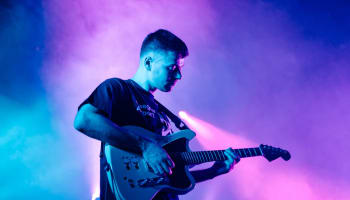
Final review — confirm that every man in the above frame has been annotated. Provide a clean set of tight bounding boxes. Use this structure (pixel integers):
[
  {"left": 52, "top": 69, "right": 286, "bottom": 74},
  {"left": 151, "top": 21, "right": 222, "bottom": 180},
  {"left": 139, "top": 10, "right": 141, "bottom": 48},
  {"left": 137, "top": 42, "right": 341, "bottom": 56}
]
[{"left": 74, "top": 29, "right": 240, "bottom": 200}]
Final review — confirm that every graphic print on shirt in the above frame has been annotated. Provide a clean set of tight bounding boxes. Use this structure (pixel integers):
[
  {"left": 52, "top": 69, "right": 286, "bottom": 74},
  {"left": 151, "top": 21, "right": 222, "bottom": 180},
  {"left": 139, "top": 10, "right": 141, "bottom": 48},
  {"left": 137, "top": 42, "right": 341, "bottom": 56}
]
[
  {"left": 136, "top": 104, "right": 156, "bottom": 118},
  {"left": 136, "top": 103, "right": 172, "bottom": 135}
]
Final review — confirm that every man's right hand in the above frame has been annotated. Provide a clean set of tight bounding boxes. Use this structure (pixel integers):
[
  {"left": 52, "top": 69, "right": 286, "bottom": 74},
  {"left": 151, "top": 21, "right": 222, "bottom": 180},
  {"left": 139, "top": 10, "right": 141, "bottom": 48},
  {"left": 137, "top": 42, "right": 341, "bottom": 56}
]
[{"left": 142, "top": 141, "right": 175, "bottom": 176}]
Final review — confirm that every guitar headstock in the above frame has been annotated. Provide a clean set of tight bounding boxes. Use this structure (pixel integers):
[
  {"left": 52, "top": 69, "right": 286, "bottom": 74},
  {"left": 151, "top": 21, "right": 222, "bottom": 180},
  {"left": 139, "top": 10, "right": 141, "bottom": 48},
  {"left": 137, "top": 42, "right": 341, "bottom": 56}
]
[{"left": 259, "top": 144, "right": 291, "bottom": 162}]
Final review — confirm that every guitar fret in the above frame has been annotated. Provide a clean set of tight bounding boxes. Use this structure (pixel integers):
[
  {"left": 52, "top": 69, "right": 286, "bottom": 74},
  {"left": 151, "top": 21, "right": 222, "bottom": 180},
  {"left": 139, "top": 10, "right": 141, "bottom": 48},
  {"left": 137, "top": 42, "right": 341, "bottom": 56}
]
[
  {"left": 202, "top": 151, "right": 206, "bottom": 162},
  {"left": 213, "top": 151, "right": 219, "bottom": 161},
  {"left": 243, "top": 149, "right": 247, "bottom": 157},
  {"left": 255, "top": 147, "right": 262, "bottom": 156},
  {"left": 199, "top": 152, "right": 204, "bottom": 163},
  {"left": 199, "top": 151, "right": 204, "bottom": 162},
  {"left": 200, "top": 151, "right": 205, "bottom": 163},
  {"left": 258, "top": 147, "right": 263, "bottom": 156},
  {"left": 189, "top": 152, "right": 193, "bottom": 164},
  {"left": 247, "top": 148, "right": 252, "bottom": 157},
  {"left": 217, "top": 150, "right": 222, "bottom": 160},
  {"left": 194, "top": 152, "right": 198, "bottom": 164},
  {"left": 241, "top": 149, "right": 245, "bottom": 157},
  {"left": 192, "top": 152, "right": 196, "bottom": 164},
  {"left": 214, "top": 151, "right": 218, "bottom": 161},
  {"left": 244, "top": 148, "right": 248, "bottom": 157},
  {"left": 242, "top": 149, "right": 247, "bottom": 157},
  {"left": 197, "top": 152, "right": 201, "bottom": 163},
  {"left": 217, "top": 151, "right": 221, "bottom": 160},
  {"left": 203, "top": 151, "right": 208, "bottom": 162},
  {"left": 238, "top": 149, "right": 243, "bottom": 157},
  {"left": 204, "top": 151, "right": 209, "bottom": 162},
  {"left": 207, "top": 151, "right": 212, "bottom": 162},
  {"left": 197, "top": 152, "right": 202, "bottom": 163},
  {"left": 215, "top": 151, "right": 220, "bottom": 160},
  {"left": 252, "top": 148, "right": 258, "bottom": 156},
  {"left": 220, "top": 150, "right": 226, "bottom": 160},
  {"left": 249, "top": 148, "right": 255, "bottom": 156},
  {"left": 254, "top": 148, "right": 258, "bottom": 156},
  {"left": 193, "top": 152, "right": 197, "bottom": 163},
  {"left": 195, "top": 152, "right": 201, "bottom": 163},
  {"left": 208, "top": 151, "right": 213, "bottom": 162}
]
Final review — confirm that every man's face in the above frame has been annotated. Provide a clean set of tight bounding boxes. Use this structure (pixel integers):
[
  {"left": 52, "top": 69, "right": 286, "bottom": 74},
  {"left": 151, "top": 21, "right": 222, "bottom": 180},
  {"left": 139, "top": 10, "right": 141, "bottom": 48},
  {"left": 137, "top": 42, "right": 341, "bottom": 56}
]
[{"left": 149, "top": 50, "right": 184, "bottom": 92}]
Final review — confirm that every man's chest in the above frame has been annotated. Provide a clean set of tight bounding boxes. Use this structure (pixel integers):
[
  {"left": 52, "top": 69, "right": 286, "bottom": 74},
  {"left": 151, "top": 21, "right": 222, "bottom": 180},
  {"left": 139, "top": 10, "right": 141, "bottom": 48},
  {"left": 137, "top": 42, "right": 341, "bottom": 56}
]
[{"left": 112, "top": 93, "right": 171, "bottom": 136}]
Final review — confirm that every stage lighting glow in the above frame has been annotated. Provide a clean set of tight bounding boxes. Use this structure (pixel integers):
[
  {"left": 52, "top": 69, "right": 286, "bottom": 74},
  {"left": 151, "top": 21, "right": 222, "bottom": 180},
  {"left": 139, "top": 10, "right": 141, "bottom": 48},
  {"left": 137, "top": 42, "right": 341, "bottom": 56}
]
[
  {"left": 176, "top": 111, "right": 349, "bottom": 200},
  {"left": 91, "top": 184, "right": 99, "bottom": 200},
  {"left": 179, "top": 110, "right": 188, "bottom": 119},
  {"left": 178, "top": 111, "right": 214, "bottom": 140}
]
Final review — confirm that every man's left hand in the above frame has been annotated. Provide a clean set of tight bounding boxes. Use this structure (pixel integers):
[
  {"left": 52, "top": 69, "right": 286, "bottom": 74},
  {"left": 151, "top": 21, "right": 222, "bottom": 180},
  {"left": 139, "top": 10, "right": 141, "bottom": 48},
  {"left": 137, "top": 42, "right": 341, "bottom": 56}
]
[{"left": 211, "top": 147, "right": 240, "bottom": 176}]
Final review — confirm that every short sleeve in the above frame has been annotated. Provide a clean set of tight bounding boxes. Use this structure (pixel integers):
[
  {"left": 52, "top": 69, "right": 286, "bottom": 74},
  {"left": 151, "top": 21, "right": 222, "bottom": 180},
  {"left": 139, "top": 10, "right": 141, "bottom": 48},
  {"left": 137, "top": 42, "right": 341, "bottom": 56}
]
[{"left": 78, "top": 78, "right": 125, "bottom": 119}]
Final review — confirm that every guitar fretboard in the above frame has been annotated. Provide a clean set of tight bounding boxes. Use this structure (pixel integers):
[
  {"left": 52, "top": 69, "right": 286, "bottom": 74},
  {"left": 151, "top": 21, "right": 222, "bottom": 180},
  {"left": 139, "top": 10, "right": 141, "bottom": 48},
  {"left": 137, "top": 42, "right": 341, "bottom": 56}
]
[{"left": 170, "top": 147, "right": 262, "bottom": 165}]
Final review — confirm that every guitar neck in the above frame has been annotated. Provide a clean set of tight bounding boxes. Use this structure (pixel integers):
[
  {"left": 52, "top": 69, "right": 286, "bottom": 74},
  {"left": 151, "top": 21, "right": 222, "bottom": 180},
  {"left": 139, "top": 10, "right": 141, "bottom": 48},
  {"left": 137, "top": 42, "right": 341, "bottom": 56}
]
[{"left": 170, "top": 147, "right": 263, "bottom": 165}]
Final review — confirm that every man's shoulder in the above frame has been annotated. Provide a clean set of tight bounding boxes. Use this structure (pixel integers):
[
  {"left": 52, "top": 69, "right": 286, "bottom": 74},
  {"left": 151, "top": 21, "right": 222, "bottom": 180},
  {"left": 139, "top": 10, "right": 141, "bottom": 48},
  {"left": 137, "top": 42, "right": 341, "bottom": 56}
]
[
  {"left": 103, "top": 77, "right": 125, "bottom": 84},
  {"left": 94, "top": 78, "right": 132, "bottom": 98},
  {"left": 100, "top": 77, "right": 129, "bottom": 88}
]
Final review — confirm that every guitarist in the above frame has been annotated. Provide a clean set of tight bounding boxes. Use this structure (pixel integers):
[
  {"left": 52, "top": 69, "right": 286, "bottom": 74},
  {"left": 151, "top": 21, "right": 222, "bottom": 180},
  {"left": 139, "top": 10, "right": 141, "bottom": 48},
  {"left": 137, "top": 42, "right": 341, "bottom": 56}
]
[{"left": 74, "top": 29, "right": 240, "bottom": 200}]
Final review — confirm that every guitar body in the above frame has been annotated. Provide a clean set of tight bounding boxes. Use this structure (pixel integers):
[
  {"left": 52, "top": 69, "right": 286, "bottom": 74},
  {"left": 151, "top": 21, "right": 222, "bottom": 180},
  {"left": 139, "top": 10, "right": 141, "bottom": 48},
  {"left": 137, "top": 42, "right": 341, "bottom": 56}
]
[{"left": 104, "top": 126, "right": 197, "bottom": 200}]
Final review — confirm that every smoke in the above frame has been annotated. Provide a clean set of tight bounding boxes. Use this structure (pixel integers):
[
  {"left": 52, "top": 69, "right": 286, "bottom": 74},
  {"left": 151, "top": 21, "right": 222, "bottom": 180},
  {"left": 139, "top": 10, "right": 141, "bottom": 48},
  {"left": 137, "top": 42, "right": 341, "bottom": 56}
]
[{"left": 1, "top": 0, "right": 349, "bottom": 199}]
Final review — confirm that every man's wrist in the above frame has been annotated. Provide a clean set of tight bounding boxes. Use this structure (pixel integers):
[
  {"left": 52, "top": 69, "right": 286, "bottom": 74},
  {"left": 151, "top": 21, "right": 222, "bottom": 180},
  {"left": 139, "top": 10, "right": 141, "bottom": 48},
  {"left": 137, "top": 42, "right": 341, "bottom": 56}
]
[
  {"left": 139, "top": 136, "right": 154, "bottom": 154},
  {"left": 210, "top": 165, "right": 224, "bottom": 177}
]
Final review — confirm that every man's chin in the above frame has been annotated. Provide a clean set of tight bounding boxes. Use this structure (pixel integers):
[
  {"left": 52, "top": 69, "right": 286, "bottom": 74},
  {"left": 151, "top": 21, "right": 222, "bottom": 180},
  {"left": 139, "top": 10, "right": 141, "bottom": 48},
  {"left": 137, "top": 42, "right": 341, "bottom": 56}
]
[
  {"left": 161, "top": 88, "right": 172, "bottom": 92},
  {"left": 161, "top": 85, "right": 173, "bottom": 92}
]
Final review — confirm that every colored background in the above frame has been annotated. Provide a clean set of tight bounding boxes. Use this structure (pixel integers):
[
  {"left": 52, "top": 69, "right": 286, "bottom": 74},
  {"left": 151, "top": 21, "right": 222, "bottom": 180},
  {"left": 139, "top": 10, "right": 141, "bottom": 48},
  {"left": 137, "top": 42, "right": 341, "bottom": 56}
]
[{"left": 1, "top": 0, "right": 349, "bottom": 199}]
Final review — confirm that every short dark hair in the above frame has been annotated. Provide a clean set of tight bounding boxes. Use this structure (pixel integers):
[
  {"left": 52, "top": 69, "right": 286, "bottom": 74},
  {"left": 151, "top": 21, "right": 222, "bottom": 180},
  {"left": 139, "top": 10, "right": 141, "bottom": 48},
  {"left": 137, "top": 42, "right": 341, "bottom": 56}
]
[{"left": 140, "top": 29, "right": 189, "bottom": 58}]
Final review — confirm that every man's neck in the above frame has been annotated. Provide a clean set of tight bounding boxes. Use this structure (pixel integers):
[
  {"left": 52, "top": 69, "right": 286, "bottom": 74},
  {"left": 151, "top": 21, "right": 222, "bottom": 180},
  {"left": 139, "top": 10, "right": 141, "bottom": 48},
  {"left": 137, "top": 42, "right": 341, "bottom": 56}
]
[{"left": 131, "top": 70, "right": 156, "bottom": 94}]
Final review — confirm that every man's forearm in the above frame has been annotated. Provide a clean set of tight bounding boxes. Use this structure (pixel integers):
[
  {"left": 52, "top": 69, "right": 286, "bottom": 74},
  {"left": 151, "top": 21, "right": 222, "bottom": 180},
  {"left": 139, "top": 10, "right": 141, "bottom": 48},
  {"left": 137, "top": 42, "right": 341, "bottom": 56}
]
[
  {"left": 74, "top": 107, "right": 149, "bottom": 154},
  {"left": 190, "top": 167, "right": 220, "bottom": 183}
]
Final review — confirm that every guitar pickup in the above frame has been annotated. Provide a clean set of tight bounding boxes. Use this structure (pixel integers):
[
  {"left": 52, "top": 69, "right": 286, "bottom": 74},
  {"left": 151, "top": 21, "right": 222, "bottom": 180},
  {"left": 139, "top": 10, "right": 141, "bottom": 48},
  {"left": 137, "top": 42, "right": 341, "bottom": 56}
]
[{"left": 138, "top": 177, "right": 170, "bottom": 187}]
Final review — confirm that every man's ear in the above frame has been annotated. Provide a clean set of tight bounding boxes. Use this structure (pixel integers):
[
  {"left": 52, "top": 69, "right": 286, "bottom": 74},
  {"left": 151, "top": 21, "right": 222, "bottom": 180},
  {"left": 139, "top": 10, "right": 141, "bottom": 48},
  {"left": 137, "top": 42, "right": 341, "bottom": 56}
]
[{"left": 144, "top": 56, "right": 152, "bottom": 71}]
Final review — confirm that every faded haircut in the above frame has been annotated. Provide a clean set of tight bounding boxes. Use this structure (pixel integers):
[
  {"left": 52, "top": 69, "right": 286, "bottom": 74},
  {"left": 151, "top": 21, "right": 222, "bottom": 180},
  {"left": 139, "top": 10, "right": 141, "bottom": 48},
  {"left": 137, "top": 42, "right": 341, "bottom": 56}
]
[{"left": 140, "top": 29, "right": 189, "bottom": 58}]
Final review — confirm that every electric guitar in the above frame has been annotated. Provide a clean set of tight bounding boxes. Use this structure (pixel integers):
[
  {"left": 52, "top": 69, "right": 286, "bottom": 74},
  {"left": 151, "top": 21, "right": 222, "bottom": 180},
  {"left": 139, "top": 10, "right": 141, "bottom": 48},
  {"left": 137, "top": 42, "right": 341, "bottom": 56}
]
[{"left": 104, "top": 125, "right": 291, "bottom": 200}]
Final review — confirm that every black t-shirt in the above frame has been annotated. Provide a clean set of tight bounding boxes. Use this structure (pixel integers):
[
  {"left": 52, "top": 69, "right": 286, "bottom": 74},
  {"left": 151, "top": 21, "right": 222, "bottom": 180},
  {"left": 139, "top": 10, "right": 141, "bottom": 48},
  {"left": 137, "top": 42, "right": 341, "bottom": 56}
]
[{"left": 79, "top": 78, "right": 178, "bottom": 200}]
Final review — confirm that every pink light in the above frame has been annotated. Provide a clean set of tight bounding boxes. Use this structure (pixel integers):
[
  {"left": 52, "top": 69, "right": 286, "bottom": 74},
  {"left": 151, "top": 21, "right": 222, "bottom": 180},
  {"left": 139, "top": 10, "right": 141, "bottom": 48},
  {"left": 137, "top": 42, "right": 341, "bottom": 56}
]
[
  {"left": 178, "top": 111, "right": 350, "bottom": 200},
  {"left": 91, "top": 185, "right": 99, "bottom": 200},
  {"left": 179, "top": 111, "right": 253, "bottom": 148},
  {"left": 178, "top": 110, "right": 188, "bottom": 119}
]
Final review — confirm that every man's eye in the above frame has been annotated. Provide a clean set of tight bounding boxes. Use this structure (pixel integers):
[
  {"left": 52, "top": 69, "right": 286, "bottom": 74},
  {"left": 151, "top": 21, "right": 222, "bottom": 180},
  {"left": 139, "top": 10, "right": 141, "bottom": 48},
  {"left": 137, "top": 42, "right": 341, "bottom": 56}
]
[{"left": 168, "top": 65, "right": 176, "bottom": 70}]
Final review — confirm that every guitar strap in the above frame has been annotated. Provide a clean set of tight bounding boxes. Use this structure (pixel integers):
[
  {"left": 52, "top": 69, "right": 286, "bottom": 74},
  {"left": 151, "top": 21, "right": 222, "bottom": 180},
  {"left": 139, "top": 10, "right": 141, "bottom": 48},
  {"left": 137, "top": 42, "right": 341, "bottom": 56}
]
[
  {"left": 127, "top": 78, "right": 189, "bottom": 131},
  {"left": 154, "top": 99, "right": 190, "bottom": 131}
]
